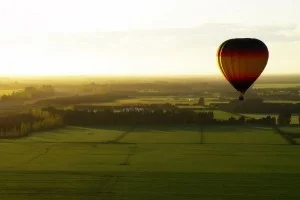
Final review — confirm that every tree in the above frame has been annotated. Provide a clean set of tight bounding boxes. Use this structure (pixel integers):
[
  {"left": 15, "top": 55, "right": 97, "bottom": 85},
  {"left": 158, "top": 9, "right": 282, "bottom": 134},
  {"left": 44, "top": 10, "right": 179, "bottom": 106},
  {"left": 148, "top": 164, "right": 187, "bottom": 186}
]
[
  {"left": 20, "top": 123, "right": 29, "bottom": 136},
  {"left": 278, "top": 112, "right": 291, "bottom": 125},
  {"left": 238, "top": 116, "right": 246, "bottom": 124},
  {"left": 198, "top": 98, "right": 205, "bottom": 106}
]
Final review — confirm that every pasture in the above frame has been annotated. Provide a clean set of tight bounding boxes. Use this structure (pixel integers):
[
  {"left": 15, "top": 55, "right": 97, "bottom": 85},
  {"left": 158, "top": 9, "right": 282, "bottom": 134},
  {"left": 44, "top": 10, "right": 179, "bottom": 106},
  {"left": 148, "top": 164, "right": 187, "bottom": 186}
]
[
  {"left": 79, "top": 96, "right": 199, "bottom": 106},
  {"left": 78, "top": 96, "right": 228, "bottom": 107},
  {"left": 1, "top": 125, "right": 300, "bottom": 199},
  {"left": 264, "top": 100, "right": 300, "bottom": 104},
  {"left": 253, "top": 83, "right": 300, "bottom": 89},
  {"left": 241, "top": 113, "right": 299, "bottom": 124}
]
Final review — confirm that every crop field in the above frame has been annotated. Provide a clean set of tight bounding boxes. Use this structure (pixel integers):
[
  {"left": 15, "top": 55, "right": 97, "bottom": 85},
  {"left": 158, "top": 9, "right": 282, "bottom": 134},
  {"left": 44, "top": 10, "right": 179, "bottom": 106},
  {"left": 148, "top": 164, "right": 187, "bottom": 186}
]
[
  {"left": 241, "top": 113, "right": 277, "bottom": 119},
  {"left": 264, "top": 100, "right": 300, "bottom": 104},
  {"left": 205, "top": 97, "right": 230, "bottom": 105},
  {"left": 253, "top": 83, "right": 300, "bottom": 89},
  {"left": 1, "top": 125, "right": 300, "bottom": 199},
  {"left": 200, "top": 126, "right": 287, "bottom": 144},
  {"left": 278, "top": 126, "right": 300, "bottom": 144},
  {"left": 278, "top": 126, "right": 300, "bottom": 139},
  {"left": 78, "top": 96, "right": 229, "bottom": 107},
  {"left": 241, "top": 113, "right": 299, "bottom": 124},
  {"left": 120, "top": 126, "right": 286, "bottom": 145},
  {"left": 177, "top": 105, "right": 207, "bottom": 109},
  {"left": 79, "top": 96, "right": 200, "bottom": 106},
  {"left": 279, "top": 126, "right": 300, "bottom": 133},
  {"left": 212, "top": 110, "right": 240, "bottom": 120}
]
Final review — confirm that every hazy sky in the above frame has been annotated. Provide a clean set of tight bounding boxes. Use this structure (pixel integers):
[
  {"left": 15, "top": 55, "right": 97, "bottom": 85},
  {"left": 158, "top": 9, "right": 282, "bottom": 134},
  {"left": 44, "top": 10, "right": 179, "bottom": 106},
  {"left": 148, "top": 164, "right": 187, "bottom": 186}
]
[{"left": 0, "top": 0, "right": 300, "bottom": 76}]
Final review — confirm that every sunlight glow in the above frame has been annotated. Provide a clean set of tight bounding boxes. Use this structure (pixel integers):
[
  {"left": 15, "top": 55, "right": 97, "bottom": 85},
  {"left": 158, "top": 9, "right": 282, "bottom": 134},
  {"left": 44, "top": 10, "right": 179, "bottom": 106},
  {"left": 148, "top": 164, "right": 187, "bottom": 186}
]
[{"left": 0, "top": 0, "right": 299, "bottom": 75}]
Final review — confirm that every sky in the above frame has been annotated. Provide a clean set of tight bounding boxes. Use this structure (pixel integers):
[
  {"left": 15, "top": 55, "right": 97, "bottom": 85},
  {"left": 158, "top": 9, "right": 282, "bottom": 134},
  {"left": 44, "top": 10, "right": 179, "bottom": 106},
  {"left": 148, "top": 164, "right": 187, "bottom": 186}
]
[{"left": 0, "top": 0, "right": 300, "bottom": 76}]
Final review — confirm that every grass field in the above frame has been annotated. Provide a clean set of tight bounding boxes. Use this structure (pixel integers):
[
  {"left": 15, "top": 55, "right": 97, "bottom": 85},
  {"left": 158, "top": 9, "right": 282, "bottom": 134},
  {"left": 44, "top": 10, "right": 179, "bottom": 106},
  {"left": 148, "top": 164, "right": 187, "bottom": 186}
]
[
  {"left": 79, "top": 96, "right": 200, "bottom": 106},
  {"left": 213, "top": 110, "right": 240, "bottom": 120},
  {"left": 1, "top": 125, "right": 300, "bottom": 199},
  {"left": 241, "top": 113, "right": 299, "bottom": 125},
  {"left": 241, "top": 113, "right": 278, "bottom": 119},
  {"left": 264, "top": 100, "right": 300, "bottom": 104},
  {"left": 253, "top": 83, "right": 300, "bottom": 89},
  {"left": 278, "top": 126, "right": 300, "bottom": 134},
  {"left": 78, "top": 96, "right": 229, "bottom": 107},
  {"left": 205, "top": 97, "right": 230, "bottom": 105}
]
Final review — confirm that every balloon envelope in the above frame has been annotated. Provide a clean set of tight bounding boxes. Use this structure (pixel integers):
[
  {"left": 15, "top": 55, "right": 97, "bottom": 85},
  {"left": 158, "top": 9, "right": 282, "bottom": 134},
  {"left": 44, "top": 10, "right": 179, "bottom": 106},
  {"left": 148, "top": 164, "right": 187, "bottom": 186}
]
[{"left": 217, "top": 38, "right": 269, "bottom": 99}]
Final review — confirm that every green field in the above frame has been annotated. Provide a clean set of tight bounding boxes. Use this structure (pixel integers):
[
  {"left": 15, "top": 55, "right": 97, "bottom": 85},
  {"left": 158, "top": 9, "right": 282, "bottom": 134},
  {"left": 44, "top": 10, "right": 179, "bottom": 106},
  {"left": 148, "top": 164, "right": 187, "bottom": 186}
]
[
  {"left": 78, "top": 96, "right": 229, "bottom": 107},
  {"left": 279, "top": 126, "right": 300, "bottom": 134},
  {"left": 264, "top": 100, "right": 300, "bottom": 104},
  {"left": 241, "top": 113, "right": 299, "bottom": 124},
  {"left": 241, "top": 113, "right": 278, "bottom": 119},
  {"left": 253, "top": 83, "right": 300, "bottom": 89},
  {"left": 205, "top": 97, "right": 230, "bottom": 105},
  {"left": 213, "top": 110, "right": 240, "bottom": 120},
  {"left": 79, "top": 96, "right": 200, "bottom": 106},
  {"left": 1, "top": 125, "right": 300, "bottom": 199}
]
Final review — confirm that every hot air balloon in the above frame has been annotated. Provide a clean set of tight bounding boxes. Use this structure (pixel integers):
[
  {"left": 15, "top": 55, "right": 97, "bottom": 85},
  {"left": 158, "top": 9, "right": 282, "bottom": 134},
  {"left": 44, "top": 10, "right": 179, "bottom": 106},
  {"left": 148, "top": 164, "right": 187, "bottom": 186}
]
[{"left": 217, "top": 38, "right": 269, "bottom": 100}]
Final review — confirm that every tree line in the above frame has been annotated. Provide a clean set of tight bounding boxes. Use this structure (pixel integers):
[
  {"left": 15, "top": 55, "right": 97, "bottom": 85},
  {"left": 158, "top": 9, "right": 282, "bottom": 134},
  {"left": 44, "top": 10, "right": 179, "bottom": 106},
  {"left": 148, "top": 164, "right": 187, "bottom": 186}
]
[
  {"left": 44, "top": 107, "right": 277, "bottom": 126},
  {"left": 0, "top": 109, "right": 63, "bottom": 138},
  {"left": 0, "top": 106, "right": 291, "bottom": 139},
  {"left": 213, "top": 99, "right": 300, "bottom": 114}
]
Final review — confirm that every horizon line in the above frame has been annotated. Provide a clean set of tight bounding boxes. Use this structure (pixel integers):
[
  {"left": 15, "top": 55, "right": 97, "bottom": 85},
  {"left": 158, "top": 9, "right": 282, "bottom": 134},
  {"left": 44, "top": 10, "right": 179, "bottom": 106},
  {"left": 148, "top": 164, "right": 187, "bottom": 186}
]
[{"left": 1, "top": 73, "right": 300, "bottom": 78}]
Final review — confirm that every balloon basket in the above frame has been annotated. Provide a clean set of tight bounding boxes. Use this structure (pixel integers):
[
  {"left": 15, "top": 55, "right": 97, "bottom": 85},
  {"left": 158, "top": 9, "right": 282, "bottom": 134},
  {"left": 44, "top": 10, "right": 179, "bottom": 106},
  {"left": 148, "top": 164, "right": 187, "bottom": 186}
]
[{"left": 238, "top": 95, "right": 244, "bottom": 101}]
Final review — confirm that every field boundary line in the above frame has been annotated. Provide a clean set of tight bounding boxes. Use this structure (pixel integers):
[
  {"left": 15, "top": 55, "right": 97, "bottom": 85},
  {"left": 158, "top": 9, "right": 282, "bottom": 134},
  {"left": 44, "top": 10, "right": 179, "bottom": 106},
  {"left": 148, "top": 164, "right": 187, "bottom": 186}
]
[
  {"left": 97, "top": 175, "right": 119, "bottom": 197},
  {"left": 273, "top": 126, "right": 298, "bottom": 145},
  {"left": 2, "top": 144, "right": 58, "bottom": 170},
  {"left": 120, "top": 144, "right": 138, "bottom": 165},
  {"left": 109, "top": 126, "right": 135, "bottom": 143}
]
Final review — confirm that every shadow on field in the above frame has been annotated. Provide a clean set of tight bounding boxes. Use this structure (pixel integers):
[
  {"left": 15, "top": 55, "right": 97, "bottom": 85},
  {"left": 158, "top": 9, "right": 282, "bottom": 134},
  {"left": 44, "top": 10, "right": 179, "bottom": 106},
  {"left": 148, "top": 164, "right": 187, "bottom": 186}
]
[
  {"left": 1, "top": 171, "right": 300, "bottom": 199},
  {"left": 274, "top": 126, "right": 299, "bottom": 145}
]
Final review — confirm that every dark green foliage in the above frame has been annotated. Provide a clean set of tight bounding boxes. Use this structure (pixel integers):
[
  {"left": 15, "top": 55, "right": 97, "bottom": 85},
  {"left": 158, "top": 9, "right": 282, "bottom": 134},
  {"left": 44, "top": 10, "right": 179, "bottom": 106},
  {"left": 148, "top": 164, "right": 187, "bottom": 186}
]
[
  {"left": 214, "top": 100, "right": 300, "bottom": 114},
  {"left": 278, "top": 112, "right": 292, "bottom": 125},
  {"left": 0, "top": 109, "right": 64, "bottom": 139},
  {"left": 46, "top": 107, "right": 275, "bottom": 127},
  {"left": 198, "top": 97, "right": 205, "bottom": 105},
  {"left": 0, "top": 105, "right": 278, "bottom": 139}
]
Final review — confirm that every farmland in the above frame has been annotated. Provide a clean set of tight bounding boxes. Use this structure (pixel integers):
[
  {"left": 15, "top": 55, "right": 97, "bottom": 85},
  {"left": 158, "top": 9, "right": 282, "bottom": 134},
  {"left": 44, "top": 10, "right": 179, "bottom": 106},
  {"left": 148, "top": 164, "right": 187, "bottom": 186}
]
[
  {"left": 1, "top": 126, "right": 300, "bottom": 199},
  {"left": 241, "top": 113, "right": 299, "bottom": 124},
  {"left": 253, "top": 83, "right": 300, "bottom": 89},
  {"left": 0, "top": 75, "right": 300, "bottom": 199}
]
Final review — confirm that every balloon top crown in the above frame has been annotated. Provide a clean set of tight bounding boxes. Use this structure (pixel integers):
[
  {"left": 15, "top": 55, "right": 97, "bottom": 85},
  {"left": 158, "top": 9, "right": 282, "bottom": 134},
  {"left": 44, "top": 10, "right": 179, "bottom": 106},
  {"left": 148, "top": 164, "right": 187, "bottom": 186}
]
[{"left": 217, "top": 38, "right": 269, "bottom": 56}]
